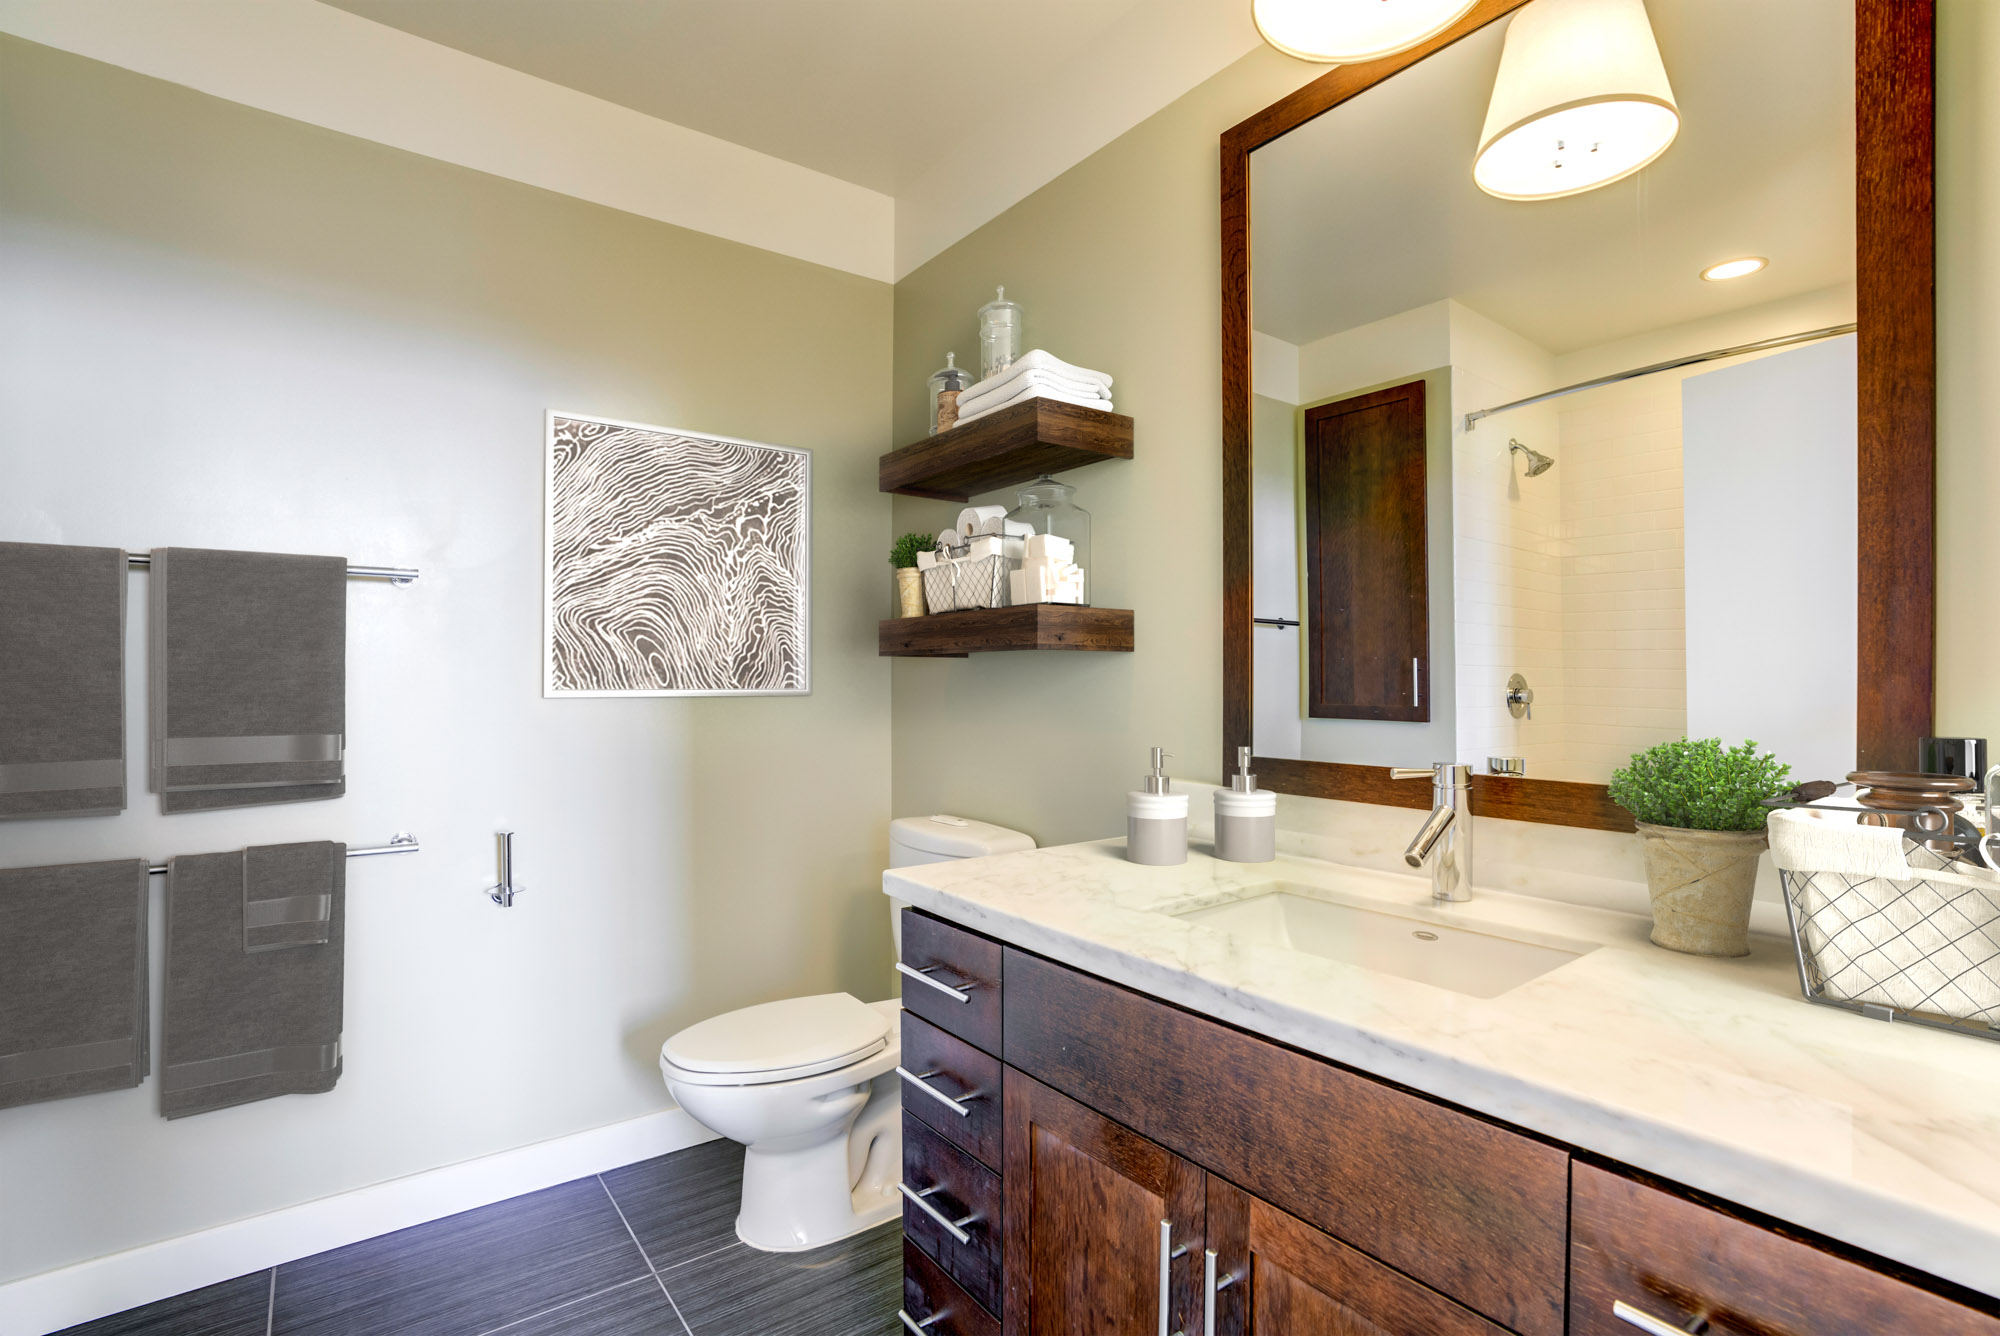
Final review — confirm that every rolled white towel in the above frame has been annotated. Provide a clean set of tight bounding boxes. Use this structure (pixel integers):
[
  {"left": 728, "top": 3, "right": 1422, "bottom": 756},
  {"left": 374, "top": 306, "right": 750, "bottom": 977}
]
[
  {"left": 956, "top": 505, "right": 1008, "bottom": 536},
  {"left": 956, "top": 384, "right": 1113, "bottom": 428},
  {"left": 958, "top": 365, "right": 1111, "bottom": 417},
  {"left": 963, "top": 349, "right": 1113, "bottom": 399}
]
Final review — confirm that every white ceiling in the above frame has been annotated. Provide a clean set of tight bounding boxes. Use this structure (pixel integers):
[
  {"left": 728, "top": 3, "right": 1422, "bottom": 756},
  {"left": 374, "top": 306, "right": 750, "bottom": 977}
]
[
  {"left": 1251, "top": 0, "right": 1854, "bottom": 355},
  {"left": 319, "top": 0, "right": 1266, "bottom": 273}
]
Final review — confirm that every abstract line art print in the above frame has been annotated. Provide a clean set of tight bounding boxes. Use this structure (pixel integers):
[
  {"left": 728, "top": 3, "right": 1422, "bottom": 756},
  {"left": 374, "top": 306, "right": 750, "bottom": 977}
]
[{"left": 544, "top": 412, "right": 810, "bottom": 697}]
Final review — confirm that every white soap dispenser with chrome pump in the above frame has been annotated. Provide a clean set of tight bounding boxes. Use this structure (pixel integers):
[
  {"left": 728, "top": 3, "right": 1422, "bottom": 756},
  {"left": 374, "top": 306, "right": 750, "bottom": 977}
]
[
  {"left": 1127, "top": 747, "right": 1189, "bottom": 865},
  {"left": 1213, "top": 746, "right": 1277, "bottom": 863}
]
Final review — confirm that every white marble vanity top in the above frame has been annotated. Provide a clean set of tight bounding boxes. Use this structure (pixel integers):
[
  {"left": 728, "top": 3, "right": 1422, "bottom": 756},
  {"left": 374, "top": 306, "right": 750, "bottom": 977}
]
[{"left": 886, "top": 839, "right": 2000, "bottom": 1299}]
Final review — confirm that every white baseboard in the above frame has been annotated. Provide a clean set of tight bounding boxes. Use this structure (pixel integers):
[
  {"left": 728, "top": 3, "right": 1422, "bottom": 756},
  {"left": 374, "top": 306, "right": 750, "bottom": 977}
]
[{"left": 0, "top": 1107, "right": 719, "bottom": 1336}]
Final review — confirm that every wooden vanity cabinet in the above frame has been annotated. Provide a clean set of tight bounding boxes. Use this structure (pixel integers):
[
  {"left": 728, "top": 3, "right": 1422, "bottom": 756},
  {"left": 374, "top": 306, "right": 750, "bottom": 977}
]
[{"left": 897, "top": 910, "right": 2000, "bottom": 1334}]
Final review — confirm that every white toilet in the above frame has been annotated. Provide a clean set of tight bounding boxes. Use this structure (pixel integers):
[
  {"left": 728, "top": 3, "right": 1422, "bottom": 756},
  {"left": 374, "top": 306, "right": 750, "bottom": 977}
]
[{"left": 659, "top": 814, "right": 1033, "bottom": 1252}]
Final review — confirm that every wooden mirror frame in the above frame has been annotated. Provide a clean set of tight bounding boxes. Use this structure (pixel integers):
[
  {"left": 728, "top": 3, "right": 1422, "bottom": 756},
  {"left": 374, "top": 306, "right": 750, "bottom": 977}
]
[{"left": 1221, "top": 0, "right": 1934, "bottom": 832}]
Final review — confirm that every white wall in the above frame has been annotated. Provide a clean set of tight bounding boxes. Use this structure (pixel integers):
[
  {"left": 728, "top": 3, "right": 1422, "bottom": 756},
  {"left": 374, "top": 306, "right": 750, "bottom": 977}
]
[
  {"left": 1683, "top": 337, "right": 1858, "bottom": 781},
  {"left": 0, "top": 37, "right": 892, "bottom": 1285}
]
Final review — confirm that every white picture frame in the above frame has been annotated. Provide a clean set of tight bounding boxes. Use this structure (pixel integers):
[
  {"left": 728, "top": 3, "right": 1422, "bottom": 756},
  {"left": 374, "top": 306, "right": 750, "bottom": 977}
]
[{"left": 543, "top": 411, "right": 811, "bottom": 697}]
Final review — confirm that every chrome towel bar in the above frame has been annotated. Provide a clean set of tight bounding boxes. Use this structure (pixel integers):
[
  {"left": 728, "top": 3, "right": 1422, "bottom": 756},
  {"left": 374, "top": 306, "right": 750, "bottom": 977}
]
[
  {"left": 145, "top": 833, "right": 418, "bottom": 876},
  {"left": 126, "top": 553, "right": 418, "bottom": 586}
]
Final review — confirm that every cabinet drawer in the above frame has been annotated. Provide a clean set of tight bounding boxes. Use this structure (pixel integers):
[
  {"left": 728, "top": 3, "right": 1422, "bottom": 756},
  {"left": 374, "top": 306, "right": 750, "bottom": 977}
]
[
  {"left": 1002, "top": 947, "right": 1568, "bottom": 1336},
  {"left": 904, "top": 1238, "right": 1001, "bottom": 1336},
  {"left": 900, "top": 910, "right": 1003, "bottom": 1054},
  {"left": 1571, "top": 1163, "right": 2000, "bottom": 1336},
  {"left": 900, "top": 1011, "right": 1004, "bottom": 1169},
  {"left": 902, "top": 1110, "right": 1003, "bottom": 1316}
]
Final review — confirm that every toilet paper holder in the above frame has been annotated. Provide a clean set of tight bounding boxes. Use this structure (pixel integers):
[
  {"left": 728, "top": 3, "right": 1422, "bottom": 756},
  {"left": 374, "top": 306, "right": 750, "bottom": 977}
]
[{"left": 488, "top": 831, "right": 526, "bottom": 907}]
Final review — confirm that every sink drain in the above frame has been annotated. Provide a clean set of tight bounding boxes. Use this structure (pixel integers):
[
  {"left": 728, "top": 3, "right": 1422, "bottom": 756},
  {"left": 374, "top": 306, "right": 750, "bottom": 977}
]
[{"left": 1412, "top": 930, "right": 1439, "bottom": 941}]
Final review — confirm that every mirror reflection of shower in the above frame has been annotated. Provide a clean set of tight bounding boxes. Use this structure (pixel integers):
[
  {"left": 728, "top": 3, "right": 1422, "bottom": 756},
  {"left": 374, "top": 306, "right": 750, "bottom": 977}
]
[{"left": 1509, "top": 439, "right": 1555, "bottom": 477}]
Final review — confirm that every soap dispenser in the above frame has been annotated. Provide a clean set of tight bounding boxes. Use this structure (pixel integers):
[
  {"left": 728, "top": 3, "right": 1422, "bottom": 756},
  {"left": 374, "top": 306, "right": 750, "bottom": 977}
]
[
  {"left": 1213, "top": 746, "right": 1277, "bottom": 863},
  {"left": 1127, "top": 747, "right": 1189, "bottom": 866}
]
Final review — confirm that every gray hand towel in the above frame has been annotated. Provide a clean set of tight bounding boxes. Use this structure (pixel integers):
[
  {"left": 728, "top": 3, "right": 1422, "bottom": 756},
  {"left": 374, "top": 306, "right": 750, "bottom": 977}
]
[
  {"left": 0, "top": 859, "right": 150, "bottom": 1110},
  {"left": 148, "top": 547, "right": 346, "bottom": 813},
  {"left": 0, "top": 542, "right": 128, "bottom": 820},
  {"left": 244, "top": 841, "right": 338, "bottom": 953},
  {"left": 163, "top": 847, "right": 344, "bottom": 1118}
]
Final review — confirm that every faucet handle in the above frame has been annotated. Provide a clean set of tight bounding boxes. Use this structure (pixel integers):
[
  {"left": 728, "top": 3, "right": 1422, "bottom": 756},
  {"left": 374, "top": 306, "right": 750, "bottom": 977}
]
[
  {"left": 1390, "top": 763, "right": 1473, "bottom": 786},
  {"left": 1390, "top": 767, "right": 1436, "bottom": 781}
]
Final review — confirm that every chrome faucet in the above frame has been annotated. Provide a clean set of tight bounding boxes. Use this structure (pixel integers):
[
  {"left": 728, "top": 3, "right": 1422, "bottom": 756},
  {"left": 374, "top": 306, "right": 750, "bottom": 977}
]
[{"left": 1390, "top": 763, "right": 1473, "bottom": 902}]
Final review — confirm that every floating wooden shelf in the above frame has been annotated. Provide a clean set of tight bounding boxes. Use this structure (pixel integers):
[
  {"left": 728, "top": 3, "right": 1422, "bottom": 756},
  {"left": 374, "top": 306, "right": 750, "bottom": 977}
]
[
  {"left": 879, "top": 398, "right": 1133, "bottom": 501},
  {"left": 880, "top": 605, "right": 1134, "bottom": 657}
]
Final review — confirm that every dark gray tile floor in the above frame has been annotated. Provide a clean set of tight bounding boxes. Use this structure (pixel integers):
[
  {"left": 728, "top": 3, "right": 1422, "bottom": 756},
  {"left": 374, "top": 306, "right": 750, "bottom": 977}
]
[{"left": 58, "top": 1141, "right": 901, "bottom": 1336}]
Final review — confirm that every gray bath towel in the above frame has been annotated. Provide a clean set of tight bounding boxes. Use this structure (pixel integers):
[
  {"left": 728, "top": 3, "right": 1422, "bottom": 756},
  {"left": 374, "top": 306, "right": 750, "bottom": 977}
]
[
  {"left": 148, "top": 547, "right": 346, "bottom": 813},
  {"left": 0, "top": 859, "right": 150, "bottom": 1110},
  {"left": 0, "top": 542, "right": 128, "bottom": 819},
  {"left": 163, "top": 848, "right": 344, "bottom": 1118},
  {"left": 243, "top": 841, "right": 338, "bottom": 953}
]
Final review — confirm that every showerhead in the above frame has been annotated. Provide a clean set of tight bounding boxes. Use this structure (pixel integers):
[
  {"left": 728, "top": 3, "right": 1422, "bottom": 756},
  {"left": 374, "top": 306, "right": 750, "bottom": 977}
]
[{"left": 1509, "top": 439, "right": 1555, "bottom": 477}]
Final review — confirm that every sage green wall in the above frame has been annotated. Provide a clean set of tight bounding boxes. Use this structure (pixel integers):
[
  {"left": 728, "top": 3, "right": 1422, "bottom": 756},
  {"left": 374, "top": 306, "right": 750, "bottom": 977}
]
[
  {"left": 890, "top": 48, "right": 1320, "bottom": 846},
  {"left": 0, "top": 35, "right": 890, "bottom": 1282},
  {"left": 896, "top": 13, "right": 1999, "bottom": 841}
]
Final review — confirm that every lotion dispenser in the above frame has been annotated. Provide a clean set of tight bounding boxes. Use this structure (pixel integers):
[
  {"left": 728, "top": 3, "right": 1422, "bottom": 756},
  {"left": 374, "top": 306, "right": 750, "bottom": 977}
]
[
  {"left": 1213, "top": 746, "right": 1277, "bottom": 863},
  {"left": 1127, "top": 747, "right": 1189, "bottom": 865}
]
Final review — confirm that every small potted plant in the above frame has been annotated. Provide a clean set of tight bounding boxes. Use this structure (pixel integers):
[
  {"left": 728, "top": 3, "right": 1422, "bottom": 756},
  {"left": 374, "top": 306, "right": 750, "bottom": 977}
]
[
  {"left": 890, "top": 532, "right": 933, "bottom": 619},
  {"left": 1609, "top": 738, "right": 1791, "bottom": 957}
]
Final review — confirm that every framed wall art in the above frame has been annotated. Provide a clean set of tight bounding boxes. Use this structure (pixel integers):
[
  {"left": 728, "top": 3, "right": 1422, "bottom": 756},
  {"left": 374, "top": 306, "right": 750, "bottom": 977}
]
[{"left": 544, "top": 411, "right": 810, "bottom": 697}]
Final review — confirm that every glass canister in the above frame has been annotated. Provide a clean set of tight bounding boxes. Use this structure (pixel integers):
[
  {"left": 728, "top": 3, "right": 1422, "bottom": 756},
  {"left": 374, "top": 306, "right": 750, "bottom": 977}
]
[
  {"left": 927, "top": 352, "right": 973, "bottom": 435},
  {"left": 977, "top": 286, "right": 1023, "bottom": 382},
  {"left": 1005, "top": 474, "right": 1091, "bottom": 606}
]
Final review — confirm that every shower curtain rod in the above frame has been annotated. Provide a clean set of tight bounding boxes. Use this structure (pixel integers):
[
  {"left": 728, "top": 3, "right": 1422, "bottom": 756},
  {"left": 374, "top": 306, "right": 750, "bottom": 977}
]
[
  {"left": 144, "top": 833, "right": 419, "bottom": 876},
  {"left": 125, "top": 553, "right": 418, "bottom": 585},
  {"left": 1461, "top": 322, "right": 1858, "bottom": 430}
]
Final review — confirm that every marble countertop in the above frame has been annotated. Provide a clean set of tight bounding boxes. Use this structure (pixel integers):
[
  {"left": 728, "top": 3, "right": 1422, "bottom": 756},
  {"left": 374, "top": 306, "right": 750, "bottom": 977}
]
[{"left": 886, "top": 839, "right": 2000, "bottom": 1298}]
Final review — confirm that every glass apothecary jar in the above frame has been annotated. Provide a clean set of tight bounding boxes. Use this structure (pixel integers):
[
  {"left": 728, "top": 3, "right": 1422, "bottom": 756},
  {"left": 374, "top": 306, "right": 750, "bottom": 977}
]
[
  {"left": 1006, "top": 475, "right": 1091, "bottom": 606},
  {"left": 977, "top": 286, "right": 1023, "bottom": 382},
  {"left": 927, "top": 352, "right": 972, "bottom": 435}
]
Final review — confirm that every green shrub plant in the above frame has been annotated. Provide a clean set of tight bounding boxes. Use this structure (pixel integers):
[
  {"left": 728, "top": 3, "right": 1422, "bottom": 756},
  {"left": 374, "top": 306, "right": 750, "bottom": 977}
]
[{"left": 1608, "top": 737, "right": 1791, "bottom": 831}]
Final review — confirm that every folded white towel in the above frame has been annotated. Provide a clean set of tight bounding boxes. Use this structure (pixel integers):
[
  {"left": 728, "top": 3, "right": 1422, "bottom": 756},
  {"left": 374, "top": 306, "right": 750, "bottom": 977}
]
[
  {"left": 965, "top": 349, "right": 1112, "bottom": 397},
  {"left": 959, "top": 362, "right": 1112, "bottom": 415},
  {"left": 956, "top": 384, "right": 1114, "bottom": 428}
]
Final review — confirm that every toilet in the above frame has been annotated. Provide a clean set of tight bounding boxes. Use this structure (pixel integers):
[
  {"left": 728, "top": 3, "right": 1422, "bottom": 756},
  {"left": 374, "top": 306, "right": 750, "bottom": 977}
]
[{"left": 659, "top": 814, "right": 1034, "bottom": 1252}]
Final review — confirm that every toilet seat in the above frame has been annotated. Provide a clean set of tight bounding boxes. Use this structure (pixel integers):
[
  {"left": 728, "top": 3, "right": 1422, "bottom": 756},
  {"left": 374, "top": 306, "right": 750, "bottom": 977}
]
[{"left": 661, "top": 993, "right": 890, "bottom": 1087}]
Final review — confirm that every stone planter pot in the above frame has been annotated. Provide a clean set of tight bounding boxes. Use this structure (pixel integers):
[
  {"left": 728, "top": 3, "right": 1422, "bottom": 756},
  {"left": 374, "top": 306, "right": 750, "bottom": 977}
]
[
  {"left": 894, "top": 565, "right": 925, "bottom": 618},
  {"left": 1635, "top": 822, "right": 1768, "bottom": 957}
]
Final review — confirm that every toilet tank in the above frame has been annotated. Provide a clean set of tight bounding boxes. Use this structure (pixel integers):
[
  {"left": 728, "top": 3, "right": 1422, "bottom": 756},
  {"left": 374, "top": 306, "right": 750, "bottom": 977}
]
[
  {"left": 889, "top": 814, "right": 1036, "bottom": 868},
  {"left": 887, "top": 815, "right": 1034, "bottom": 959}
]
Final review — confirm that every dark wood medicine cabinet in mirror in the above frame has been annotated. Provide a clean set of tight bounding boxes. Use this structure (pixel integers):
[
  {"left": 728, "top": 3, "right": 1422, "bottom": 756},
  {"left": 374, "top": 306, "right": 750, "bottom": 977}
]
[{"left": 1221, "top": 0, "right": 1935, "bottom": 832}]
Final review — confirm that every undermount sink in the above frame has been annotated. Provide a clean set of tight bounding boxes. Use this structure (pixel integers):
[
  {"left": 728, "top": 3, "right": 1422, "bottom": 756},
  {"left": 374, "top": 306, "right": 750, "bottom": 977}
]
[{"left": 1173, "top": 887, "right": 1592, "bottom": 998}]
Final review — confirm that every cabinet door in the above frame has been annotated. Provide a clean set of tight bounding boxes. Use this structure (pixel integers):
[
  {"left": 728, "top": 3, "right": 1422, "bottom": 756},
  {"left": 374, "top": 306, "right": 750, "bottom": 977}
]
[
  {"left": 1004, "top": 1067, "right": 1204, "bottom": 1336},
  {"left": 1205, "top": 1176, "right": 1510, "bottom": 1336}
]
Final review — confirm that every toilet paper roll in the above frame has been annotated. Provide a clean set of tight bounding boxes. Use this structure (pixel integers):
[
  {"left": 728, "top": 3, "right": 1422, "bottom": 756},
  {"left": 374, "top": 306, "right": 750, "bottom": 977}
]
[
  {"left": 977, "top": 517, "right": 1034, "bottom": 538},
  {"left": 937, "top": 528, "right": 962, "bottom": 553},
  {"left": 956, "top": 505, "right": 1007, "bottom": 535}
]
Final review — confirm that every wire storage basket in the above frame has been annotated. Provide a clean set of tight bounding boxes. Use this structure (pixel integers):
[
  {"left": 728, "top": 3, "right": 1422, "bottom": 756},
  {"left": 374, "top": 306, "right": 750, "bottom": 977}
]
[
  {"left": 920, "top": 553, "right": 1011, "bottom": 613},
  {"left": 1769, "top": 806, "right": 2000, "bottom": 1040}
]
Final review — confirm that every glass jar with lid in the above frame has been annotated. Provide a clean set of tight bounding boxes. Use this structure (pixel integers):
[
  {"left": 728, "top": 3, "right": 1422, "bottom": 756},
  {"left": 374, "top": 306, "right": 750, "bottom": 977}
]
[
  {"left": 1005, "top": 474, "right": 1091, "bottom": 606},
  {"left": 927, "top": 352, "right": 973, "bottom": 435},
  {"left": 976, "top": 286, "right": 1023, "bottom": 382}
]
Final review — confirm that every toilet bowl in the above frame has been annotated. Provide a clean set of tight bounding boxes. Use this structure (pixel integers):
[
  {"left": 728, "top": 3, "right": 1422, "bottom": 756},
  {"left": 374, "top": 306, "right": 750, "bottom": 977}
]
[
  {"left": 661, "top": 814, "right": 1033, "bottom": 1253},
  {"left": 660, "top": 993, "right": 902, "bottom": 1252}
]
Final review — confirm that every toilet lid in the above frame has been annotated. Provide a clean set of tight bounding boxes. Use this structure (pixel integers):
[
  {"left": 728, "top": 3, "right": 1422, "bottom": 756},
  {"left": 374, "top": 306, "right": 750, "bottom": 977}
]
[{"left": 661, "top": 993, "right": 890, "bottom": 1083}]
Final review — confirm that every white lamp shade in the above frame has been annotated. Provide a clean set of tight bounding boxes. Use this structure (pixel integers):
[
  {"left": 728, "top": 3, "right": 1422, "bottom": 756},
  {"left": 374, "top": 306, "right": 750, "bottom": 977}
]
[
  {"left": 1252, "top": 0, "right": 1479, "bottom": 64},
  {"left": 1474, "top": 0, "right": 1679, "bottom": 201}
]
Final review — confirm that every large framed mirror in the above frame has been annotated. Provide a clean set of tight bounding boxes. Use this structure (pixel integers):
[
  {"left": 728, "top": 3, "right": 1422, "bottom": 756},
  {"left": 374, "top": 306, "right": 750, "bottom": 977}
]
[{"left": 1222, "top": 0, "right": 1934, "bottom": 831}]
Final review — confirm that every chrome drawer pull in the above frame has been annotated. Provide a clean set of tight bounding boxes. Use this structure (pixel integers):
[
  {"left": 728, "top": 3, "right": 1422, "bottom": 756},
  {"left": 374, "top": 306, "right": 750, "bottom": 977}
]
[
  {"left": 898, "top": 1181, "right": 976, "bottom": 1246},
  {"left": 897, "top": 961, "right": 974, "bottom": 1002},
  {"left": 1158, "top": 1221, "right": 1172, "bottom": 1336},
  {"left": 1202, "top": 1248, "right": 1237, "bottom": 1336},
  {"left": 899, "top": 1310, "right": 943, "bottom": 1333},
  {"left": 1613, "top": 1300, "right": 1710, "bottom": 1336},
  {"left": 897, "top": 1065, "right": 978, "bottom": 1118}
]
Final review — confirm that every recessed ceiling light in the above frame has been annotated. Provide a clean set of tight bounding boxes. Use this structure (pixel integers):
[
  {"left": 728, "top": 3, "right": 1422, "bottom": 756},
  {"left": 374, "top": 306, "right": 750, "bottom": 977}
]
[
  {"left": 1701, "top": 257, "right": 1769, "bottom": 282},
  {"left": 1252, "top": 0, "right": 1478, "bottom": 64},
  {"left": 1474, "top": 0, "right": 1680, "bottom": 202}
]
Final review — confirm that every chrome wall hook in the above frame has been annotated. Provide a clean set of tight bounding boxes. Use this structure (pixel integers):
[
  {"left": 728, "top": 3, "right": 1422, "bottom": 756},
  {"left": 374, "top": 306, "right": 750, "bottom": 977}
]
[{"left": 488, "top": 831, "right": 525, "bottom": 907}]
